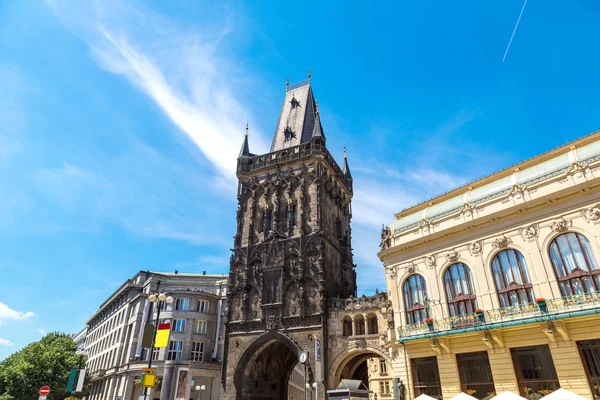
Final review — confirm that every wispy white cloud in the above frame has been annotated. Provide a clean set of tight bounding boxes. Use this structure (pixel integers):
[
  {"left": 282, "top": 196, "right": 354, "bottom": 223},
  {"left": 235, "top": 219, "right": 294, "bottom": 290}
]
[
  {"left": 46, "top": 0, "right": 269, "bottom": 183},
  {"left": 0, "top": 302, "right": 35, "bottom": 325},
  {"left": 0, "top": 338, "right": 13, "bottom": 347},
  {"left": 37, "top": 329, "right": 46, "bottom": 335}
]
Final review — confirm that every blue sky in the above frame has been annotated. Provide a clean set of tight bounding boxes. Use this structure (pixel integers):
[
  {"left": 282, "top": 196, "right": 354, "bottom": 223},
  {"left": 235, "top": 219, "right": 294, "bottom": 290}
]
[{"left": 1, "top": 0, "right": 600, "bottom": 359}]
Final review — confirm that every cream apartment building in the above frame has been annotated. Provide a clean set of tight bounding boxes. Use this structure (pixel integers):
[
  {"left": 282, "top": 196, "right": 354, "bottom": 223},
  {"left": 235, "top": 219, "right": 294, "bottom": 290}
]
[{"left": 379, "top": 130, "right": 600, "bottom": 399}]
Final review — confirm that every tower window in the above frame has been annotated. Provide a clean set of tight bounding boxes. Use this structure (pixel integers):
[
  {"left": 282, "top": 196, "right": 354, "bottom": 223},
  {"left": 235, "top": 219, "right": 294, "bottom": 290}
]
[
  {"left": 286, "top": 203, "right": 297, "bottom": 227},
  {"left": 262, "top": 209, "right": 273, "bottom": 232},
  {"left": 264, "top": 271, "right": 281, "bottom": 304}
]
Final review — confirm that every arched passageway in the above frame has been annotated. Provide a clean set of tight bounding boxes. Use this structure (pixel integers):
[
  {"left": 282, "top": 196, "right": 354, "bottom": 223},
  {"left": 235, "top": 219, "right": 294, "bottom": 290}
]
[{"left": 234, "top": 333, "right": 301, "bottom": 400}]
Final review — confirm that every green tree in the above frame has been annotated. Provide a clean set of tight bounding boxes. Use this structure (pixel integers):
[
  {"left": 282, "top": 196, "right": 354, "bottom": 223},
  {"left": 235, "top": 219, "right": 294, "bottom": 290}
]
[{"left": 0, "top": 332, "right": 89, "bottom": 400}]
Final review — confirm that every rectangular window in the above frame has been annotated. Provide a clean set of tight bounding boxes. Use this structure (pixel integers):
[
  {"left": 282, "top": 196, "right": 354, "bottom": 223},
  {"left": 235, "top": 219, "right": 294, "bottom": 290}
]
[
  {"left": 167, "top": 341, "right": 183, "bottom": 360},
  {"left": 384, "top": 381, "right": 390, "bottom": 394},
  {"left": 194, "top": 320, "right": 208, "bottom": 334},
  {"left": 457, "top": 351, "right": 496, "bottom": 399},
  {"left": 152, "top": 347, "right": 160, "bottom": 361},
  {"left": 379, "top": 382, "right": 385, "bottom": 394},
  {"left": 198, "top": 300, "right": 210, "bottom": 313},
  {"left": 190, "top": 342, "right": 204, "bottom": 362},
  {"left": 577, "top": 340, "right": 600, "bottom": 399},
  {"left": 264, "top": 271, "right": 281, "bottom": 304},
  {"left": 379, "top": 359, "right": 387, "bottom": 374},
  {"left": 175, "top": 298, "right": 189, "bottom": 311},
  {"left": 511, "top": 345, "right": 560, "bottom": 397},
  {"left": 411, "top": 356, "right": 442, "bottom": 399},
  {"left": 171, "top": 319, "right": 186, "bottom": 332}
]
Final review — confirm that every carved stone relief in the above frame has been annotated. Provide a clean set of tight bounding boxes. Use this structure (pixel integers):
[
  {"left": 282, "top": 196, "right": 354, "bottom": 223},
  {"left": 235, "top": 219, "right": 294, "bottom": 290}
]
[
  {"left": 469, "top": 241, "right": 482, "bottom": 256},
  {"left": 424, "top": 255, "right": 436, "bottom": 268},
  {"left": 522, "top": 224, "right": 538, "bottom": 240},
  {"left": 492, "top": 236, "right": 512, "bottom": 249},
  {"left": 445, "top": 249, "right": 459, "bottom": 264},
  {"left": 551, "top": 219, "right": 572, "bottom": 233},
  {"left": 584, "top": 206, "right": 600, "bottom": 222}
]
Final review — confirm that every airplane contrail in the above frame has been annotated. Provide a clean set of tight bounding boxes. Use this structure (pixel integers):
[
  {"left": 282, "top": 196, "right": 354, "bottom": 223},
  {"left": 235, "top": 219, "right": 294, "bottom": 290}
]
[{"left": 502, "top": 0, "right": 529, "bottom": 62}]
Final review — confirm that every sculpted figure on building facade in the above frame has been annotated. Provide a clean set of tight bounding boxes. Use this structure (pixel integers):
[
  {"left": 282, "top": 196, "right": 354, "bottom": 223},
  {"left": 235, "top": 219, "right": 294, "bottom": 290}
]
[{"left": 387, "top": 301, "right": 395, "bottom": 330}]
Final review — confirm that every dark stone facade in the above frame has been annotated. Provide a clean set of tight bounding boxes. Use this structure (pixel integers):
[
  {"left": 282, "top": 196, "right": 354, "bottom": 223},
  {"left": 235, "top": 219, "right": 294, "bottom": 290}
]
[{"left": 221, "top": 82, "right": 356, "bottom": 399}]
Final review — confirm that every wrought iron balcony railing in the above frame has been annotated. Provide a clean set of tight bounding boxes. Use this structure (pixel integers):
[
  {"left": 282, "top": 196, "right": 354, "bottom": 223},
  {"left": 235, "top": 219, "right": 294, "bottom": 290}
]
[{"left": 398, "top": 292, "right": 600, "bottom": 341}]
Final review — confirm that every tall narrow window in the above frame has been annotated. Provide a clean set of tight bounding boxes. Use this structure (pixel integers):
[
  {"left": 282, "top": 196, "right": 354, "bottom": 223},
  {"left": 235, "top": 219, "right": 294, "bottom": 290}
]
[
  {"left": 264, "top": 271, "right": 281, "bottom": 304},
  {"left": 167, "top": 340, "right": 183, "bottom": 360},
  {"left": 286, "top": 203, "right": 297, "bottom": 227},
  {"left": 549, "top": 232, "right": 600, "bottom": 296},
  {"left": 511, "top": 345, "right": 560, "bottom": 397},
  {"left": 457, "top": 351, "right": 495, "bottom": 399},
  {"left": 491, "top": 249, "right": 534, "bottom": 307},
  {"left": 379, "top": 359, "right": 388, "bottom": 374},
  {"left": 444, "top": 263, "right": 477, "bottom": 317},
  {"left": 577, "top": 340, "right": 600, "bottom": 399},
  {"left": 403, "top": 274, "right": 429, "bottom": 325},
  {"left": 411, "top": 356, "right": 442, "bottom": 399},
  {"left": 262, "top": 209, "right": 273, "bottom": 232},
  {"left": 194, "top": 320, "right": 207, "bottom": 334},
  {"left": 342, "top": 317, "right": 353, "bottom": 337},
  {"left": 198, "top": 300, "right": 210, "bottom": 313},
  {"left": 190, "top": 342, "right": 204, "bottom": 362}
]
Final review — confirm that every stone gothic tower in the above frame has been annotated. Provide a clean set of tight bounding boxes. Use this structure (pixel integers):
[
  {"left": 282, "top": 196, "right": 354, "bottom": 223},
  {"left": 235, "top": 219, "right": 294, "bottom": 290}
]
[{"left": 222, "top": 79, "right": 356, "bottom": 400}]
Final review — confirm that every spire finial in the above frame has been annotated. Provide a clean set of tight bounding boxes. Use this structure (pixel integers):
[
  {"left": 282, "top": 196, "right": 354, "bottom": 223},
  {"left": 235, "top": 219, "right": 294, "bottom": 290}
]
[
  {"left": 245, "top": 121, "right": 249, "bottom": 137},
  {"left": 344, "top": 146, "right": 347, "bottom": 158},
  {"left": 286, "top": 77, "right": 289, "bottom": 92},
  {"left": 315, "top": 99, "right": 319, "bottom": 114},
  {"left": 307, "top": 67, "right": 311, "bottom": 84}
]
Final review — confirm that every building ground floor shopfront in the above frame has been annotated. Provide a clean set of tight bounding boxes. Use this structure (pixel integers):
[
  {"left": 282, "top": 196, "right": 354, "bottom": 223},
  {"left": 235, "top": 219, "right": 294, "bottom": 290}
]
[
  {"left": 88, "top": 361, "right": 221, "bottom": 400},
  {"left": 392, "top": 314, "right": 600, "bottom": 400}
]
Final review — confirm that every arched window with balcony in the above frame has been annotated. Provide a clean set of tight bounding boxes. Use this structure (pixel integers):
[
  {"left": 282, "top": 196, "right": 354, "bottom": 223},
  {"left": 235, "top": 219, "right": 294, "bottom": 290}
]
[
  {"left": 549, "top": 232, "right": 600, "bottom": 296},
  {"left": 492, "top": 249, "right": 534, "bottom": 307},
  {"left": 443, "top": 263, "right": 477, "bottom": 317},
  {"left": 403, "top": 274, "right": 429, "bottom": 325}
]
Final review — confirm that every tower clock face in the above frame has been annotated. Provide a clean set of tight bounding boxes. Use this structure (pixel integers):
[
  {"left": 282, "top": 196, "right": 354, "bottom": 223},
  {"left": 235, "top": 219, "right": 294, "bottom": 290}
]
[{"left": 299, "top": 350, "right": 308, "bottom": 364}]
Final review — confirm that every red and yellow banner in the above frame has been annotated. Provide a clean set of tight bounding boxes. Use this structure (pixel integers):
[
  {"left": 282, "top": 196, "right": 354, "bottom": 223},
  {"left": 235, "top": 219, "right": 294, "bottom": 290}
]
[{"left": 154, "top": 322, "right": 171, "bottom": 348}]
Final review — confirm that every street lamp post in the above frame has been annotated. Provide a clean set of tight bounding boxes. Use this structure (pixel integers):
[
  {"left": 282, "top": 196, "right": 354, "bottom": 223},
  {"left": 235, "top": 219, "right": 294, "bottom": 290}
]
[
  {"left": 305, "top": 383, "right": 311, "bottom": 400},
  {"left": 195, "top": 384, "right": 206, "bottom": 400},
  {"left": 143, "top": 291, "right": 173, "bottom": 400},
  {"left": 312, "top": 382, "right": 318, "bottom": 400}
]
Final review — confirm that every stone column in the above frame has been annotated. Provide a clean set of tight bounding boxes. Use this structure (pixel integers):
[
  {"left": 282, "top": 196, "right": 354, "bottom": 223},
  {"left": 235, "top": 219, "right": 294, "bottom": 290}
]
[{"left": 161, "top": 364, "right": 175, "bottom": 399}]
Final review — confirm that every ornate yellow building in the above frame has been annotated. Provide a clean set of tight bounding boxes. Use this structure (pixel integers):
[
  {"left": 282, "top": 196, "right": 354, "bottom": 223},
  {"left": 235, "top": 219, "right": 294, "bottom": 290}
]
[{"left": 379, "top": 131, "right": 600, "bottom": 400}]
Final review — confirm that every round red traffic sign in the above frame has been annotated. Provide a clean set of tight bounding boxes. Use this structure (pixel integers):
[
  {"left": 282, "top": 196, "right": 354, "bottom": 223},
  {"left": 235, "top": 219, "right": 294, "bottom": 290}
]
[{"left": 40, "top": 386, "right": 50, "bottom": 396}]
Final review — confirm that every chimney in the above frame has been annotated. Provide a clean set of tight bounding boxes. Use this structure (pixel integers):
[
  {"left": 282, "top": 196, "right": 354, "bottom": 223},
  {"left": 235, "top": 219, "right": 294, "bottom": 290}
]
[
  {"left": 203, "top": 271, "right": 206, "bottom": 275},
  {"left": 175, "top": 270, "right": 179, "bottom": 274}
]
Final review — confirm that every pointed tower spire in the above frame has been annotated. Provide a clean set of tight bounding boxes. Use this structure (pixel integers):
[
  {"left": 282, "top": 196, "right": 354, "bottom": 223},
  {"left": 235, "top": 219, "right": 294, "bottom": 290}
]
[
  {"left": 311, "top": 100, "right": 325, "bottom": 140},
  {"left": 238, "top": 122, "right": 251, "bottom": 158},
  {"left": 307, "top": 67, "right": 311, "bottom": 84},
  {"left": 343, "top": 147, "right": 352, "bottom": 179}
]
